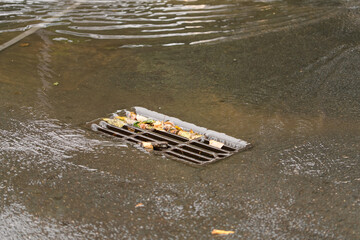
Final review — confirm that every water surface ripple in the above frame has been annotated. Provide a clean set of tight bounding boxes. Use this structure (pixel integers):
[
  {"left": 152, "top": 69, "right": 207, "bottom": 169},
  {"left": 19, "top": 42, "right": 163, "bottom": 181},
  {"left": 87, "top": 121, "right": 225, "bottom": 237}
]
[{"left": 0, "top": 0, "right": 341, "bottom": 47}]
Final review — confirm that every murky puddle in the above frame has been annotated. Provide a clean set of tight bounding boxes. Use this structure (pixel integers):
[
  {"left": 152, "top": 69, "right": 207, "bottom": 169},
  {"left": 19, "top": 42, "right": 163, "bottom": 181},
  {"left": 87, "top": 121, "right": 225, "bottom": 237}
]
[{"left": 1, "top": 0, "right": 360, "bottom": 238}]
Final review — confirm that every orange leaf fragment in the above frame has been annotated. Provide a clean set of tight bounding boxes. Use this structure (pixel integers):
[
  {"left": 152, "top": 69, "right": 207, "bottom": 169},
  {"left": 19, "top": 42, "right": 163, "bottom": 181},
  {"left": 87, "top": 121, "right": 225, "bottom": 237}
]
[
  {"left": 135, "top": 203, "right": 144, "bottom": 208},
  {"left": 211, "top": 229, "right": 234, "bottom": 235},
  {"left": 129, "top": 112, "right": 137, "bottom": 120},
  {"left": 19, "top": 43, "right": 30, "bottom": 47}
]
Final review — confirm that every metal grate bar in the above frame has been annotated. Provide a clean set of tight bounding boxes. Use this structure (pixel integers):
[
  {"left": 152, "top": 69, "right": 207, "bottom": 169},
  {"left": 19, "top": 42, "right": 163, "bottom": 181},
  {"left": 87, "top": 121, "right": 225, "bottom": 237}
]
[
  {"left": 189, "top": 141, "right": 229, "bottom": 154},
  {"left": 100, "top": 121, "right": 134, "bottom": 136},
  {"left": 177, "top": 145, "right": 217, "bottom": 158},
  {"left": 134, "top": 134, "right": 160, "bottom": 142},
  {"left": 126, "top": 138, "right": 141, "bottom": 143},
  {"left": 167, "top": 148, "right": 213, "bottom": 162},
  {"left": 165, "top": 151, "right": 205, "bottom": 165},
  {"left": 153, "top": 129, "right": 189, "bottom": 142},
  {"left": 96, "top": 125, "right": 127, "bottom": 138},
  {"left": 142, "top": 132, "right": 179, "bottom": 146}
]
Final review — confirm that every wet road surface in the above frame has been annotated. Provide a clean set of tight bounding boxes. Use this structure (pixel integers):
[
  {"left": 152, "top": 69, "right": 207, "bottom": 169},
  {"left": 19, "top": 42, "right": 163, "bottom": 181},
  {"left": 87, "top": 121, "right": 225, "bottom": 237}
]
[{"left": 0, "top": 0, "right": 360, "bottom": 239}]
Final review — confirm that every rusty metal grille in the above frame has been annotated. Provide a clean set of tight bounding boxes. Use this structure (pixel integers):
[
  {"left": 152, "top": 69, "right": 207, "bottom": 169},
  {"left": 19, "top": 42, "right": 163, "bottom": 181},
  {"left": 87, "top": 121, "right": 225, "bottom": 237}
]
[{"left": 89, "top": 107, "right": 251, "bottom": 166}]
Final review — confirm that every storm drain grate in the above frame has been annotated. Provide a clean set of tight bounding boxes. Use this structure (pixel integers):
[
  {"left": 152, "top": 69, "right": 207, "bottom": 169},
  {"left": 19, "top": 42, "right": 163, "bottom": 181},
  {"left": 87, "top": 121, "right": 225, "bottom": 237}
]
[{"left": 88, "top": 107, "right": 252, "bottom": 166}]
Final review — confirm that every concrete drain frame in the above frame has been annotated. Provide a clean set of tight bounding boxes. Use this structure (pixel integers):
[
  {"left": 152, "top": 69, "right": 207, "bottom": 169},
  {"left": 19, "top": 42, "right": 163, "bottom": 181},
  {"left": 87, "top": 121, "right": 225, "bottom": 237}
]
[{"left": 88, "top": 107, "right": 252, "bottom": 166}]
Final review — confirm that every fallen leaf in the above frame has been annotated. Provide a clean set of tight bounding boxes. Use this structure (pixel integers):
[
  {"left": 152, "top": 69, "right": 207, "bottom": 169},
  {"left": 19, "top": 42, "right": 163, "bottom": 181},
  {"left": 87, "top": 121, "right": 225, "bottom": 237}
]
[
  {"left": 144, "top": 119, "right": 155, "bottom": 124},
  {"left": 211, "top": 229, "right": 234, "bottom": 235},
  {"left": 209, "top": 140, "right": 224, "bottom": 149},
  {"left": 103, "top": 118, "right": 125, "bottom": 128},
  {"left": 153, "top": 121, "right": 164, "bottom": 131},
  {"left": 53, "top": 82, "right": 59, "bottom": 86},
  {"left": 136, "top": 115, "right": 148, "bottom": 122},
  {"left": 178, "top": 130, "right": 191, "bottom": 139},
  {"left": 129, "top": 112, "right": 137, "bottom": 120},
  {"left": 169, "top": 129, "right": 178, "bottom": 134},
  {"left": 19, "top": 43, "right": 30, "bottom": 47},
  {"left": 141, "top": 142, "right": 153, "bottom": 150},
  {"left": 133, "top": 121, "right": 140, "bottom": 128},
  {"left": 190, "top": 133, "right": 202, "bottom": 140},
  {"left": 115, "top": 116, "right": 127, "bottom": 122},
  {"left": 135, "top": 203, "right": 144, "bottom": 208},
  {"left": 175, "top": 125, "right": 182, "bottom": 131},
  {"left": 164, "top": 121, "right": 174, "bottom": 126}
]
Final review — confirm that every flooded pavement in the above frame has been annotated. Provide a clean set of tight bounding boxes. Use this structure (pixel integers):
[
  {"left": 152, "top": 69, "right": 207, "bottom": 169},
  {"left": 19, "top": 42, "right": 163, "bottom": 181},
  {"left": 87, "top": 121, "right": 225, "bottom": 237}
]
[{"left": 1, "top": 0, "right": 360, "bottom": 239}]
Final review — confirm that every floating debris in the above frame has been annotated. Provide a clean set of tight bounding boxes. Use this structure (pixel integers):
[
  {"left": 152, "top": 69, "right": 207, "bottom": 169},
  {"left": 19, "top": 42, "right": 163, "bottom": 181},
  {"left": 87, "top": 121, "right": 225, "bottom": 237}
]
[
  {"left": 103, "top": 112, "right": 203, "bottom": 140},
  {"left": 211, "top": 229, "right": 235, "bottom": 235},
  {"left": 19, "top": 42, "right": 30, "bottom": 47},
  {"left": 135, "top": 203, "right": 144, "bottom": 208}
]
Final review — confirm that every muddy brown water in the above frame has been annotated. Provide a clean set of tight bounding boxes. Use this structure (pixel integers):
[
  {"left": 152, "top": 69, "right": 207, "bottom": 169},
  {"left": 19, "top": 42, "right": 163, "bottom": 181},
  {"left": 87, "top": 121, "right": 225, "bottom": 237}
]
[{"left": 1, "top": 0, "right": 360, "bottom": 239}]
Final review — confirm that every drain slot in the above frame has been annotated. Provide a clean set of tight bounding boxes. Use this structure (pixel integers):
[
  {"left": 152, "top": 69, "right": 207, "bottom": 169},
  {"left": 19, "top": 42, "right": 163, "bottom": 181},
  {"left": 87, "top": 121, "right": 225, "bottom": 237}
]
[
  {"left": 125, "top": 126, "right": 143, "bottom": 133},
  {"left": 105, "top": 124, "right": 133, "bottom": 136},
  {"left": 153, "top": 129, "right": 188, "bottom": 142},
  {"left": 126, "top": 138, "right": 140, "bottom": 143},
  {"left": 221, "top": 146, "right": 236, "bottom": 152},
  {"left": 190, "top": 141, "right": 228, "bottom": 154},
  {"left": 179, "top": 145, "right": 215, "bottom": 158},
  {"left": 165, "top": 152, "right": 204, "bottom": 165},
  {"left": 142, "top": 133, "right": 178, "bottom": 145},
  {"left": 170, "top": 148, "right": 212, "bottom": 162},
  {"left": 134, "top": 135, "right": 156, "bottom": 142},
  {"left": 96, "top": 125, "right": 126, "bottom": 138}
]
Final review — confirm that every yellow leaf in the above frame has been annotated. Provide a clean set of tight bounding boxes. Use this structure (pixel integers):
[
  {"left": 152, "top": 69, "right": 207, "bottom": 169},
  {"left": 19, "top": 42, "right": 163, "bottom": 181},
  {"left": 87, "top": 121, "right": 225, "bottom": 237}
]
[
  {"left": 211, "top": 229, "right": 234, "bottom": 235},
  {"left": 103, "top": 118, "right": 125, "bottom": 128},
  {"left": 115, "top": 116, "right": 127, "bottom": 122},
  {"left": 175, "top": 125, "right": 182, "bottom": 131},
  {"left": 178, "top": 130, "right": 191, "bottom": 139}
]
